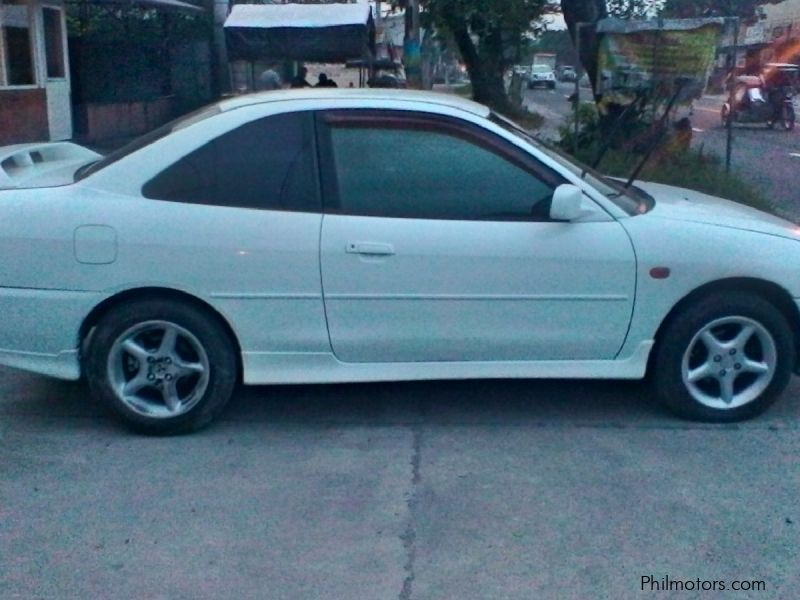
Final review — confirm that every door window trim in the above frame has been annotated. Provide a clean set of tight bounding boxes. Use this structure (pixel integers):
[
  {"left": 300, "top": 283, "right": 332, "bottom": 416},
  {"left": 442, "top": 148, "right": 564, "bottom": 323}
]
[{"left": 315, "top": 109, "right": 567, "bottom": 220}]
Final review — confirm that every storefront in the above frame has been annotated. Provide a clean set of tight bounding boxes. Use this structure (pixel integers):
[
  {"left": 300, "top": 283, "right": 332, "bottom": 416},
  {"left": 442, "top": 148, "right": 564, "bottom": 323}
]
[{"left": 0, "top": 0, "right": 70, "bottom": 144}]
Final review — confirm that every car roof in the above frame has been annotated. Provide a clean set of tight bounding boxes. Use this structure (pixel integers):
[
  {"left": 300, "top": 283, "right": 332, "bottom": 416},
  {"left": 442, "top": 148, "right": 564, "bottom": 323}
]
[{"left": 216, "top": 88, "right": 491, "bottom": 118}]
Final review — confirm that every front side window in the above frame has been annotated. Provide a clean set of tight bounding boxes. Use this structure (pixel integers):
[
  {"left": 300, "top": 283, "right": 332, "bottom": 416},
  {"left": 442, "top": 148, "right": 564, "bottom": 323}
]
[
  {"left": 323, "top": 112, "right": 564, "bottom": 221},
  {"left": 142, "top": 111, "right": 319, "bottom": 212},
  {"left": 1, "top": 0, "right": 35, "bottom": 86},
  {"left": 490, "top": 111, "right": 651, "bottom": 215}
]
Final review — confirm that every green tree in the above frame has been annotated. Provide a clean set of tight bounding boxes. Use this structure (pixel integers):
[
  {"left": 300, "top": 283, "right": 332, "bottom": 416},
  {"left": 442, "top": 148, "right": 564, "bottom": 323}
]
[
  {"left": 659, "top": 0, "right": 778, "bottom": 20},
  {"left": 529, "top": 29, "right": 578, "bottom": 67},
  {"left": 393, "top": 0, "right": 556, "bottom": 112},
  {"left": 560, "top": 0, "right": 608, "bottom": 90}
]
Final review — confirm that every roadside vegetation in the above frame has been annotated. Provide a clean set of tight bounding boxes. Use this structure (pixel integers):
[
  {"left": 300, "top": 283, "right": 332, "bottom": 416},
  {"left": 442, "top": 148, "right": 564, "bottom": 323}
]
[
  {"left": 453, "top": 82, "right": 546, "bottom": 129},
  {"left": 425, "top": 0, "right": 774, "bottom": 215},
  {"left": 588, "top": 146, "right": 773, "bottom": 214},
  {"left": 557, "top": 102, "right": 774, "bottom": 215}
]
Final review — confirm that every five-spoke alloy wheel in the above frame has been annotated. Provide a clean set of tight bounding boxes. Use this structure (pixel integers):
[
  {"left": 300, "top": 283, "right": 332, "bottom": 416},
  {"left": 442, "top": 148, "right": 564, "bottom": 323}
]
[
  {"left": 107, "top": 321, "right": 210, "bottom": 420},
  {"left": 653, "top": 291, "right": 794, "bottom": 422},
  {"left": 86, "top": 299, "right": 237, "bottom": 434},
  {"left": 682, "top": 316, "right": 776, "bottom": 410}
]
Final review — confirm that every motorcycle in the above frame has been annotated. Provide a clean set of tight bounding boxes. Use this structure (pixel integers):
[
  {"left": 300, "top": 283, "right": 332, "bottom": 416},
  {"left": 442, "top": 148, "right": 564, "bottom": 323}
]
[{"left": 721, "top": 73, "right": 795, "bottom": 131}]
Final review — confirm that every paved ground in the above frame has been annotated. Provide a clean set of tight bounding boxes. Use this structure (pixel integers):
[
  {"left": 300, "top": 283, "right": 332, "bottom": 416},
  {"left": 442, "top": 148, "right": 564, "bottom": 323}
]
[
  {"left": 690, "top": 93, "right": 800, "bottom": 222},
  {"left": 3, "top": 365, "right": 800, "bottom": 599}
]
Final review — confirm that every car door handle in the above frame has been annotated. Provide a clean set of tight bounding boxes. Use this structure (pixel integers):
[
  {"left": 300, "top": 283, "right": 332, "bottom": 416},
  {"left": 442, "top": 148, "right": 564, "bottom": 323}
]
[{"left": 346, "top": 242, "right": 395, "bottom": 256}]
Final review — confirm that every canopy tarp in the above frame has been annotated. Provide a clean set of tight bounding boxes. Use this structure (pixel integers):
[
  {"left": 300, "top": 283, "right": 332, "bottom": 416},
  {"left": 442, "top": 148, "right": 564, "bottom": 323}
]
[
  {"left": 67, "top": 0, "right": 204, "bottom": 13},
  {"left": 224, "top": 2, "right": 374, "bottom": 63}
]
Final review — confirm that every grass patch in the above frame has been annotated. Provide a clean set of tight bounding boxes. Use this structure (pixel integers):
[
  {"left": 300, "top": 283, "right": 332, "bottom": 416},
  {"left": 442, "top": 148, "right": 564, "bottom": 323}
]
[
  {"left": 452, "top": 83, "right": 472, "bottom": 97},
  {"left": 595, "top": 148, "right": 774, "bottom": 214},
  {"left": 507, "top": 107, "right": 545, "bottom": 131}
]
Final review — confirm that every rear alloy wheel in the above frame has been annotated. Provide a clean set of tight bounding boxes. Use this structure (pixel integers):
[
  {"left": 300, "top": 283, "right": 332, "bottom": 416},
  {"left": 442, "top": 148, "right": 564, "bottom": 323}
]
[
  {"left": 86, "top": 300, "right": 237, "bottom": 434},
  {"left": 652, "top": 292, "right": 794, "bottom": 422}
]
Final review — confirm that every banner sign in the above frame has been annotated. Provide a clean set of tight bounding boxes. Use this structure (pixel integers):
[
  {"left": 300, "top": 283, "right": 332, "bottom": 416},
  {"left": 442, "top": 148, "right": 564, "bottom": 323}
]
[{"left": 596, "top": 17, "right": 725, "bottom": 105}]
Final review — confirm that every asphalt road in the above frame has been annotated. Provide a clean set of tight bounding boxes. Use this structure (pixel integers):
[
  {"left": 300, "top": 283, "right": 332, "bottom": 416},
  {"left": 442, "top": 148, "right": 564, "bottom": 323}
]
[
  {"left": 691, "top": 94, "right": 800, "bottom": 222},
  {"left": 522, "top": 81, "right": 581, "bottom": 141},
  {"left": 3, "top": 364, "right": 800, "bottom": 598},
  {"left": 524, "top": 82, "right": 800, "bottom": 222}
]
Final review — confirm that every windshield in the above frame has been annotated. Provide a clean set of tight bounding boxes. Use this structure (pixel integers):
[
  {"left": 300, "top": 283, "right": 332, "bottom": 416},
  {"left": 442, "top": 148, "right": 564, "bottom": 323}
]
[
  {"left": 74, "top": 104, "right": 222, "bottom": 182},
  {"left": 490, "top": 111, "right": 652, "bottom": 215},
  {"left": 532, "top": 65, "right": 552, "bottom": 73}
]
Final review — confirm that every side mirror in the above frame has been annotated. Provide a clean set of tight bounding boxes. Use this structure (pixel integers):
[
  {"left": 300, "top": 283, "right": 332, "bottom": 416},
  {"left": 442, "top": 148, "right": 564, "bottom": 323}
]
[{"left": 549, "top": 184, "right": 584, "bottom": 221}]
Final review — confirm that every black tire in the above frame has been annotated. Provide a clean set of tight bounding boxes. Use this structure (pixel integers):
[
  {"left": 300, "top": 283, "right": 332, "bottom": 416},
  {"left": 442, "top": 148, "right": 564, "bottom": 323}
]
[
  {"left": 85, "top": 299, "right": 237, "bottom": 434},
  {"left": 548, "top": 81, "right": 556, "bottom": 90},
  {"left": 782, "top": 104, "right": 795, "bottom": 130},
  {"left": 720, "top": 104, "right": 731, "bottom": 128},
  {"left": 651, "top": 292, "right": 794, "bottom": 422}
]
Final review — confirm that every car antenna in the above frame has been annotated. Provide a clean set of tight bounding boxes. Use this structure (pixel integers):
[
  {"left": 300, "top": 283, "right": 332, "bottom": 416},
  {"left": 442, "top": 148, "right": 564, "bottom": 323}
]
[{"left": 624, "top": 79, "right": 688, "bottom": 189}]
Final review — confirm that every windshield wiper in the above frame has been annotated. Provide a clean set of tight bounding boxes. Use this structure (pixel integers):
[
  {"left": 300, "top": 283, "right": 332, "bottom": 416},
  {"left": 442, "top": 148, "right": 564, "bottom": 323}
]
[
  {"left": 590, "top": 97, "right": 643, "bottom": 170},
  {"left": 624, "top": 80, "right": 687, "bottom": 189}
]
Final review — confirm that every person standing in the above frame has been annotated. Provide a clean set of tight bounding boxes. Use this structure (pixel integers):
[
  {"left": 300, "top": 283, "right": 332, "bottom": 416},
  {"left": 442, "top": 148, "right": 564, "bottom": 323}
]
[
  {"left": 290, "top": 66, "right": 311, "bottom": 88},
  {"left": 315, "top": 73, "right": 338, "bottom": 88},
  {"left": 257, "top": 68, "right": 282, "bottom": 91}
]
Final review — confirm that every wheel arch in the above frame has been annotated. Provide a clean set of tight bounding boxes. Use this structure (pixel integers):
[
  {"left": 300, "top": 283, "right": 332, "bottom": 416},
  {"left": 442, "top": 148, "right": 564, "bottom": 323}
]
[
  {"left": 78, "top": 287, "right": 243, "bottom": 380},
  {"left": 649, "top": 277, "right": 800, "bottom": 374}
]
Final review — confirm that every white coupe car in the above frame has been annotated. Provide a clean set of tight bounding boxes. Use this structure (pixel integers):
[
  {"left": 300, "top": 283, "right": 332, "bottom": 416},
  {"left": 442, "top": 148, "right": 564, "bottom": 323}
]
[{"left": 1, "top": 89, "right": 798, "bottom": 433}]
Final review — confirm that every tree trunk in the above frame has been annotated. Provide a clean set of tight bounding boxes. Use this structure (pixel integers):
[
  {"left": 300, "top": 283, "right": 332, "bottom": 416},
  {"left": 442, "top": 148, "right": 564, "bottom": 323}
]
[
  {"left": 560, "top": 0, "right": 607, "bottom": 93},
  {"left": 449, "top": 21, "right": 512, "bottom": 113}
]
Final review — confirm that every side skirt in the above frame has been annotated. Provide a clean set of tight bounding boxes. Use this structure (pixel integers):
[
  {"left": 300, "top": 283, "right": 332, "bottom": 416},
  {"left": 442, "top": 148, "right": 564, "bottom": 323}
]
[{"left": 242, "top": 341, "right": 654, "bottom": 385}]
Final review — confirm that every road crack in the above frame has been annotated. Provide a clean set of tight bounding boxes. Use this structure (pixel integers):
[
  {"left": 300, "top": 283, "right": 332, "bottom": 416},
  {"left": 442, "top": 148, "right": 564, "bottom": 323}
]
[{"left": 399, "top": 423, "right": 422, "bottom": 600}]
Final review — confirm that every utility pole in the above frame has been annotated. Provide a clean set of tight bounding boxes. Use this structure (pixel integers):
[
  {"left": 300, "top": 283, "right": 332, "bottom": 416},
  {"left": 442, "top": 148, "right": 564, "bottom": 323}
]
[
  {"left": 726, "top": 16, "right": 739, "bottom": 173},
  {"left": 404, "top": 0, "right": 422, "bottom": 88}
]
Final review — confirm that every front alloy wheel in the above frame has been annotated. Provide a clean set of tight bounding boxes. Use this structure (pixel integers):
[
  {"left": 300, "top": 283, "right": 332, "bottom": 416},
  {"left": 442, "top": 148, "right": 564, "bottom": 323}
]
[
  {"left": 653, "top": 292, "right": 794, "bottom": 422},
  {"left": 681, "top": 316, "right": 776, "bottom": 410}
]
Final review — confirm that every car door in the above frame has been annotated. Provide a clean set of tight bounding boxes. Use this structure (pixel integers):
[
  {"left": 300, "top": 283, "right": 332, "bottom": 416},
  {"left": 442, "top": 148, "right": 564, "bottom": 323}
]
[
  {"left": 127, "top": 110, "right": 329, "bottom": 360},
  {"left": 317, "top": 109, "right": 636, "bottom": 363}
]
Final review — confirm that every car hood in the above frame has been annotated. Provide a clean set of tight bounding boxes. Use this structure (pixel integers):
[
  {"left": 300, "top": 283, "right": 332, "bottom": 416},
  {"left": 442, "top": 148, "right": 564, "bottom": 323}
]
[{"left": 634, "top": 180, "right": 800, "bottom": 240}]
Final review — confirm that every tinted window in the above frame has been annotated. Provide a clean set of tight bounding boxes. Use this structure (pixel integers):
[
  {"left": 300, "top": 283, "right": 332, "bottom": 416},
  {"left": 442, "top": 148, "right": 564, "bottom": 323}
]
[
  {"left": 327, "top": 120, "right": 560, "bottom": 221},
  {"left": 143, "top": 111, "right": 319, "bottom": 212}
]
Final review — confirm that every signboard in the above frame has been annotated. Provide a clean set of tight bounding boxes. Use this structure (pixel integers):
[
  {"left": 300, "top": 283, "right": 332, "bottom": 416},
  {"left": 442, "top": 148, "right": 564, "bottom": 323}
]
[
  {"left": 596, "top": 17, "right": 725, "bottom": 106},
  {"left": 743, "top": 22, "right": 767, "bottom": 45}
]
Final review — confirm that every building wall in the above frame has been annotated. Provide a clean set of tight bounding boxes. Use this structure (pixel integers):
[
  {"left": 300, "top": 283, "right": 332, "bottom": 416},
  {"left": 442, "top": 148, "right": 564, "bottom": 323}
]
[
  {"left": 0, "top": 0, "right": 70, "bottom": 143},
  {"left": 0, "top": 88, "right": 48, "bottom": 144},
  {"left": 756, "top": 0, "right": 800, "bottom": 64}
]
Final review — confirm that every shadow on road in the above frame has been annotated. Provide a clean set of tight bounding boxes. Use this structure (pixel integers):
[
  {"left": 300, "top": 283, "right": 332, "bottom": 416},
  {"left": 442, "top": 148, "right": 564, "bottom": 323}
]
[{"left": 5, "top": 365, "right": 798, "bottom": 433}]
